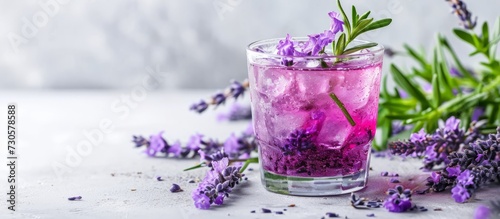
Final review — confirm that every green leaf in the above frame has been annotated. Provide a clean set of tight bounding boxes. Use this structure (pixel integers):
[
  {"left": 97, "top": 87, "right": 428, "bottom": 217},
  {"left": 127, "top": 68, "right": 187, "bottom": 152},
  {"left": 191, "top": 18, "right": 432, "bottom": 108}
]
[
  {"left": 337, "top": 0, "right": 351, "bottom": 36},
  {"left": 359, "top": 11, "right": 371, "bottom": 20},
  {"left": 440, "top": 36, "right": 478, "bottom": 82},
  {"left": 335, "top": 33, "right": 346, "bottom": 55},
  {"left": 359, "top": 18, "right": 392, "bottom": 34},
  {"left": 412, "top": 121, "right": 424, "bottom": 132},
  {"left": 341, "top": 42, "right": 378, "bottom": 55},
  {"left": 390, "top": 64, "right": 431, "bottom": 109},
  {"left": 486, "top": 35, "right": 500, "bottom": 50},
  {"left": 490, "top": 17, "right": 500, "bottom": 58},
  {"left": 453, "top": 29, "right": 475, "bottom": 45},
  {"left": 403, "top": 44, "right": 432, "bottom": 79},
  {"left": 435, "top": 37, "right": 457, "bottom": 98},
  {"left": 352, "top": 18, "right": 373, "bottom": 37},
  {"left": 381, "top": 75, "right": 390, "bottom": 99},
  {"left": 471, "top": 34, "right": 482, "bottom": 49},
  {"left": 431, "top": 74, "right": 441, "bottom": 108},
  {"left": 482, "top": 22, "right": 490, "bottom": 48},
  {"left": 376, "top": 119, "right": 392, "bottom": 151},
  {"left": 352, "top": 5, "right": 358, "bottom": 27},
  {"left": 385, "top": 114, "right": 422, "bottom": 120}
]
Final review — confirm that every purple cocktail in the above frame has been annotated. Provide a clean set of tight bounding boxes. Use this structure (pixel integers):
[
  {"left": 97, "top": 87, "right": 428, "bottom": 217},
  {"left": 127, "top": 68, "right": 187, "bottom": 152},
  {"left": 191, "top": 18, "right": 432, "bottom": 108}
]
[{"left": 247, "top": 38, "right": 384, "bottom": 195}]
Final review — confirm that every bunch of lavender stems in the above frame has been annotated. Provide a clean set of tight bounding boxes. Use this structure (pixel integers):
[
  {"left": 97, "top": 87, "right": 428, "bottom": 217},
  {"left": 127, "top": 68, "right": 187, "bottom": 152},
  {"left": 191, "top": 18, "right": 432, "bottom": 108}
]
[
  {"left": 424, "top": 127, "right": 500, "bottom": 203},
  {"left": 390, "top": 117, "right": 484, "bottom": 170}
]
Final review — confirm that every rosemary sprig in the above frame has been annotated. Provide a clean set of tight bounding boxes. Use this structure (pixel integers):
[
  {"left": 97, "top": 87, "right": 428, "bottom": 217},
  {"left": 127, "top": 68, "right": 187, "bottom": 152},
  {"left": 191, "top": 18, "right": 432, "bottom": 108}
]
[
  {"left": 333, "top": 0, "right": 392, "bottom": 56},
  {"left": 329, "top": 93, "right": 356, "bottom": 126}
]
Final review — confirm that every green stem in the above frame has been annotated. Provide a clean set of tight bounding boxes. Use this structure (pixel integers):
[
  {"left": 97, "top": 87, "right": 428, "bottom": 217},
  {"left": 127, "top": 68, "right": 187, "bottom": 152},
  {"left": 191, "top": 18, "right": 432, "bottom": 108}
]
[
  {"left": 240, "top": 157, "right": 259, "bottom": 173},
  {"left": 183, "top": 163, "right": 205, "bottom": 171},
  {"left": 329, "top": 93, "right": 356, "bottom": 126}
]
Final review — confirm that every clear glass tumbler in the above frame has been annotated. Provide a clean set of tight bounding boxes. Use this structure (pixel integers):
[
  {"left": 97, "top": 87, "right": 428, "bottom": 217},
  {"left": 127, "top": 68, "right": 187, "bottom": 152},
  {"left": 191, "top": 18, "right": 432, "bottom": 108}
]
[{"left": 246, "top": 38, "right": 384, "bottom": 196}]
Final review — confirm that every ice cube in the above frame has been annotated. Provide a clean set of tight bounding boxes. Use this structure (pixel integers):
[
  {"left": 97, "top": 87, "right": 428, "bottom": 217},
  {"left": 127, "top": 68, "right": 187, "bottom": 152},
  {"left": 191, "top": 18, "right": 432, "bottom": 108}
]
[
  {"left": 316, "top": 117, "right": 352, "bottom": 146},
  {"left": 334, "top": 65, "right": 381, "bottom": 110}
]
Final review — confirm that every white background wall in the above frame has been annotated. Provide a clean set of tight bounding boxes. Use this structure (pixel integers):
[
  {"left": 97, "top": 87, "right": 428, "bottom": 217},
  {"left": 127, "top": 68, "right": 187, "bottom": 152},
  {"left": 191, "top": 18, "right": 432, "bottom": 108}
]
[{"left": 0, "top": 0, "right": 497, "bottom": 89}]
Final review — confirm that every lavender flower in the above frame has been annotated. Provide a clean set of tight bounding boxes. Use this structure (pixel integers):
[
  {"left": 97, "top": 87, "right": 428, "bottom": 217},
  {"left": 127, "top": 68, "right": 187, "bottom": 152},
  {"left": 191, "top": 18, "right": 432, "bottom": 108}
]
[
  {"left": 146, "top": 131, "right": 167, "bottom": 157},
  {"left": 190, "top": 79, "right": 250, "bottom": 114},
  {"left": 277, "top": 34, "right": 296, "bottom": 66},
  {"left": 281, "top": 129, "right": 316, "bottom": 155},
  {"left": 383, "top": 185, "right": 413, "bottom": 212},
  {"left": 472, "top": 107, "right": 485, "bottom": 121},
  {"left": 390, "top": 117, "right": 483, "bottom": 170},
  {"left": 426, "top": 127, "right": 500, "bottom": 202},
  {"left": 301, "top": 30, "right": 335, "bottom": 56},
  {"left": 451, "top": 184, "right": 470, "bottom": 203},
  {"left": 446, "top": 0, "right": 477, "bottom": 29},
  {"left": 192, "top": 158, "right": 245, "bottom": 209},
  {"left": 328, "top": 11, "right": 344, "bottom": 34}
]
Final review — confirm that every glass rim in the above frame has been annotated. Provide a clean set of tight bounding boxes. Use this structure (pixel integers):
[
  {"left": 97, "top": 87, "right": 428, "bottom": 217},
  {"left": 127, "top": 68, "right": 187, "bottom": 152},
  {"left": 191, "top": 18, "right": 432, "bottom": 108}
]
[{"left": 246, "top": 37, "right": 384, "bottom": 59}]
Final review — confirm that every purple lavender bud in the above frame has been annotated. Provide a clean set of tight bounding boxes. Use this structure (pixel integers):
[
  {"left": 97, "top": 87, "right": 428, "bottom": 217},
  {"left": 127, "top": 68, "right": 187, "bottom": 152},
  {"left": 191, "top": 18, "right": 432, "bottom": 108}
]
[
  {"left": 275, "top": 211, "right": 283, "bottom": 215},
  {"left": 156, "top": 176, "right": 164, "bottom": 181},
  {"left": 390, "top": 178, "right": 400, "bottom": 183},
  {"left": 326, "top": 212, "right": 340, "bottom": 218},
  {"left": 262, "top": 208, "right": 272, "bottom": 213},
  {"left": 381, "top": 171, "right": 389, "bottom": 176},
  {"left": 68, "top": 196, "right": 82, "bottom": 201},
  {"left": 471, "top": 107, "right": 485, "bottom": 121},
  {"left": 132, "top": 135, "right": 148, "bottom": 147},
  {"left": 229, "top": 80, "right": 246, "bottom": 99},
  {"left": 170, "top": 184, "right": 183, "bottom": 193},
  {"left": 190, "top": 100, "right": 209, "bottom": 113},
  {"left": 212, "top": 93, "right": 226, "bottom": 105},
  {"left": 447, "top": 0, "right": 477, "bottom": 29}
]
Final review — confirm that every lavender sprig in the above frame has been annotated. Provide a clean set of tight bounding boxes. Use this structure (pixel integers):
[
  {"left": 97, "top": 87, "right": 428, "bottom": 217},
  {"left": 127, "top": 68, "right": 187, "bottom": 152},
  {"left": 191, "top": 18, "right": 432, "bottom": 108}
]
[
  {"left": 425, "top": 127, "right": 500, "bottom": 203},
  {"left": 132, "top": 124, "right": 256, "bottom": 162},
  {"left": 446, "top": 0, "right": 477, "bottom": 29},
  {"left": 192, "top": 158, "right": 244, "bottom": 209},
  {"left": 389, "top": 117, "right": 484, "bottom": 170},
  {"left": 190, "top": 80, "right": 249, "bottom": 113}
]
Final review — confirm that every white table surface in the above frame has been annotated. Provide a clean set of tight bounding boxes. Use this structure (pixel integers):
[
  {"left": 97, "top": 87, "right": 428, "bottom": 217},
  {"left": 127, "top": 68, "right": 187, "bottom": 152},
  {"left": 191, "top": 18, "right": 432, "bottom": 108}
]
[{"left": 0, "top": 90, "right": 497, "bottom": 219}]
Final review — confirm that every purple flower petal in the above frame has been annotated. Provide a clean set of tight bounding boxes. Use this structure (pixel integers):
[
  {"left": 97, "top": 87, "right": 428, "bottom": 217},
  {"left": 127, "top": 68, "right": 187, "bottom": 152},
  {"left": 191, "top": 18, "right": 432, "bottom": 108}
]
[
  {"left": 451, "top": 184, "right": 470, "bottom": 203},
  {"left": 146, "top": 131, "right": 167, "bottom": 157},
  {"left": 474, "top": 205, "right": 491, "bottom": 219},
  {"left": 193, "top": 192, "right": 211, "bottom": 209},
  {"left": 328, "top": 11, "right": 344, "bottom": 34},
  {"left": 212, "top": 157, "right": 229, "bottom": 173},
  {"left": 214, "top": 194, "right": 224, "bottom": 205},
  {"left": 457, "top": 170, "right": 474, "bottom": 186},
  {"left": 446, "top": 166, "right": 462, "bottom": 177}
]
